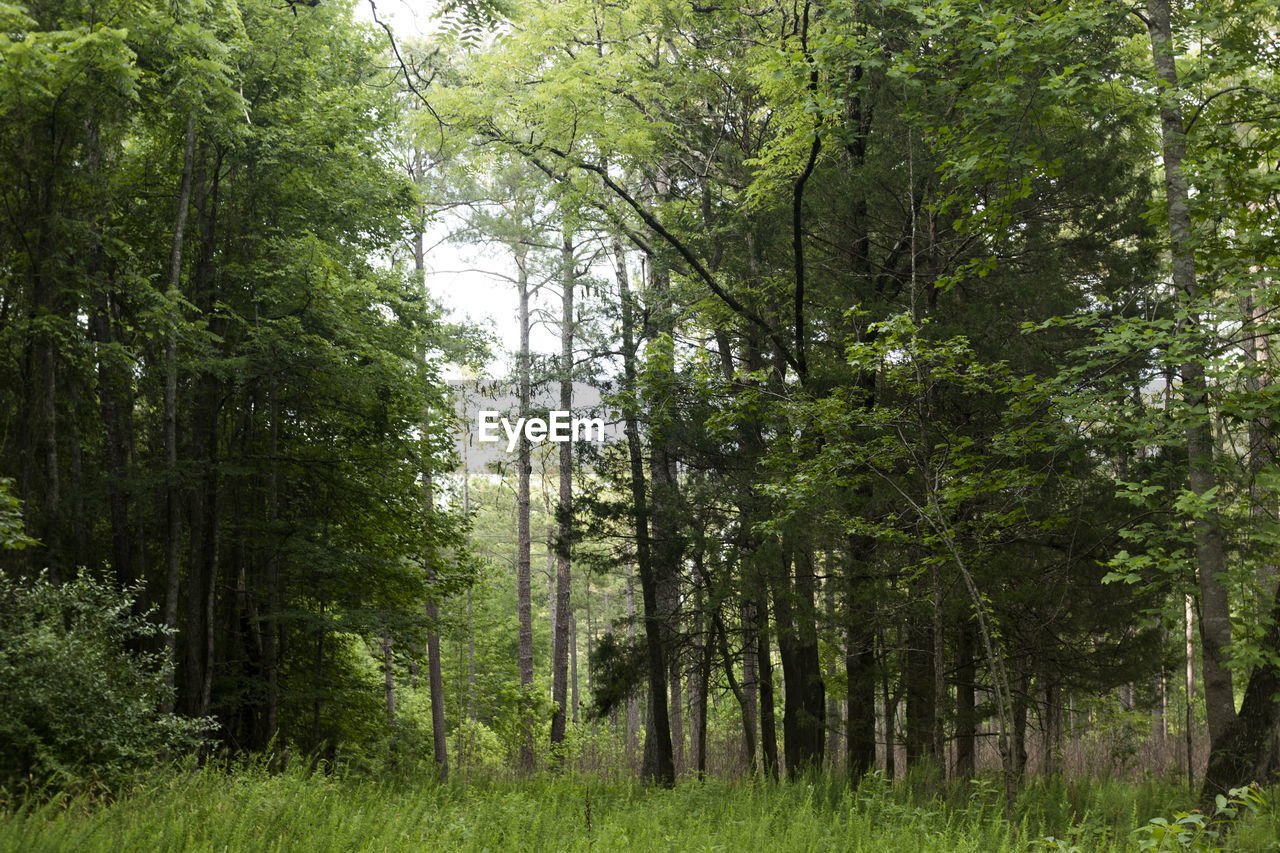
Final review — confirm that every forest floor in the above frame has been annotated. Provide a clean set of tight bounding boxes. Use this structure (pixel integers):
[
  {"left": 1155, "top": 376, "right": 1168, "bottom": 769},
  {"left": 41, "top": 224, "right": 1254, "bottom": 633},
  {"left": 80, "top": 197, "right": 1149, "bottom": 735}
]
[{"left": 2, "top": 764, "right": 1278, "bottom": 852}]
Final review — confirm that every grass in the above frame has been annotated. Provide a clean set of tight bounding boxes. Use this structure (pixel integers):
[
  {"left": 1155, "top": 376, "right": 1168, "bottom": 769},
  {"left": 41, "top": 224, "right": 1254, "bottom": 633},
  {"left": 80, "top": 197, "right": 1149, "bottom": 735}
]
[{"left": 2, "top": 763, "right": 1277, "bottom": 852}]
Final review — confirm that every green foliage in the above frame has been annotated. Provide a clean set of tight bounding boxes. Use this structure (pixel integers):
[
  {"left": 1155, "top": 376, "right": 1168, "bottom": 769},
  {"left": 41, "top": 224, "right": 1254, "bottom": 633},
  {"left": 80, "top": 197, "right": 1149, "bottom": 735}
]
[
  {"left": 4, "top": 767, "right": 1277, "bottom": 852},
  {"left": 0, "top": 573, "right": 212, "bottom": 791},
  {"left": 0, "top": 479, "right": 34, "bottom": 552},
  {"left": 1127, "top": 787, "right": 1267, "bottom": 853}
]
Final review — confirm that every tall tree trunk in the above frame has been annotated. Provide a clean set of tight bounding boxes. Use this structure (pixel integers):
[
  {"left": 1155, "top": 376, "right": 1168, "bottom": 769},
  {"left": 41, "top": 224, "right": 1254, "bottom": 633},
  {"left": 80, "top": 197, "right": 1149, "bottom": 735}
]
[
  {"left": 163, "top": 111, "right": 197, "bottom": 712},
  {"left": 265, "top": 392, "right": 281, "bottom": 753},
  {"left": 714, "top": 611, "right": 756, "bottom": 774},
  {"left": 1144, "top": 0, "right": 1237, "bottom": 760},
  {"left": 824, "top": 568, "right": 841, "bottom": 771},
  {"left": 757, "top": 599, "right": 780, "bottom": 780},
  {"left": 955, "top": 616, "right": 977, "bottom": 779},
  {"left": 415, "top": 220, "right": 448, "bottom": 779},
  {"left": 90, "top": 285, "right": 133, "bottom": 589},
  {"left": 571, "top": 612, "right": 579, "bottom": 725},
  {"left": 694, "top": 605, "right": 712, "bottom": 779},
  {"left": 625, "top": 558, "right": 640, "bottom": 766},
  {"left": 904, "top": 593, "right": 937, "bottom": 768},
  {"left": 742, "top": 599, "right": 761, "bottom": 775},
  {"left": 550, "top": 230, "right": 575, "bottom": 754},
  {"left": 616, "top": 246, "right": 674, "bottom": 786},
  {"left": 384, "top": 633, "right": 397, "bottom": 733},
  {"left": 514, "top": 245, "right": 536, "bottom": 773},
  {"left": 772, "top": 540, "right": 825, "bottom": 776},
  {"left": 1185, "top": 594, "right": 1196, "bottom": 791},
  {"left": 845, "top": 545, "right": 877, "bottom": 781},
  {"left": 881, "top": 629, "right": 898, "bottom": 779}
]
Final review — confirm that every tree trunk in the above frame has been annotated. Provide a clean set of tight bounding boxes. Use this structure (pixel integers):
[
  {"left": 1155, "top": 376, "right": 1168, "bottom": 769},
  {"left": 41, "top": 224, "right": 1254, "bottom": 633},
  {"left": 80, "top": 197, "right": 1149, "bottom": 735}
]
[
  {"left": 625, "top": 558, "right": 640, "bottom": 766},
  {"left": 550, "top": 230, "right": 575, "bottom": 755},
  {"left": 881, "top": 629, "right": 898, "bottom": 779},
  {"left": 515, "top": 246, "right": 536, "bottom": 773},
  {"left": 571, "top": 612, "right": 579, "bottom": 725},
  {"left": 414, "top": 220, "right": 449, "bottom": 779},
  {"left": 163, "top": 112, "right": 197, "bottom": 709},
  {"left": 265, "top": 392, "right": 281, "bottom": 753},
  {"left": 955, "top": 616, "right": 977, "bottom": 779},
  {"left": 756, "top": 599, "right": 780, "bottom": 780},
  {"left": 743, "top": 598, "right": 760, "bottom": 775},
  {"left": 616, "top": 247, "right": 674, "bottom": 786},
  {"left": 845, "top": 549, "right": 877, "bottom": 781},
  {"left": 905, "top": 596, "right": 937, "bottom": 768},
  {"left": 1145, "top": 0, "right": 1237, "bottom": 755},
  {"left": 1201, "top": 584, "right": 1280, "bottom": 798},
  {"left": 772, "top": 541, "right": 825, "bottom": 777},
  {"left": 384, "top": 634, "right": 397, "bottom": 730},
  {"left": 824, "top": 567, "right": 841, "bottom": 771}
]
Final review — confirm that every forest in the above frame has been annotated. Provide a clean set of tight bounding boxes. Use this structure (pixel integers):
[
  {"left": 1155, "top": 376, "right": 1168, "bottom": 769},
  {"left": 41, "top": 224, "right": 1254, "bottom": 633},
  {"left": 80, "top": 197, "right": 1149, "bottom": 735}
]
[{"left": 1, "top": 0, "right": 1279, "bottom": 849}]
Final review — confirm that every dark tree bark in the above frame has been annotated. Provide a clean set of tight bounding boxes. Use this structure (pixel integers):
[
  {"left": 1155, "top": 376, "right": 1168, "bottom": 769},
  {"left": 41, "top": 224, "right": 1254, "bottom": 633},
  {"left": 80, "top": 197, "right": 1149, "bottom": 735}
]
[
  {"left": 550, "top": 229, "right": 575, "bottom": 756},
  {"left": 756, "top": 597, "right": 780, "bottom": 780},
  {"left": 955, "top": 616, "right": 977, "bottom": 779},
  {"left": 845, "top": 543, "right": 877, "bottom": 781},
  {"left": 1144, "top": 0, "right": 1237, "bottom": 757},
  {"left": 616, "top": 245, "right": 674, "bottom": 786},
  {"left": 163, "top": 111, "right": 196, "bottom": 711},
  {"left": 904, "top": 591, "right": 937, "bottom": 768},
  {"left": 772, "top": 541, "right": 825, "bottom": 777}
]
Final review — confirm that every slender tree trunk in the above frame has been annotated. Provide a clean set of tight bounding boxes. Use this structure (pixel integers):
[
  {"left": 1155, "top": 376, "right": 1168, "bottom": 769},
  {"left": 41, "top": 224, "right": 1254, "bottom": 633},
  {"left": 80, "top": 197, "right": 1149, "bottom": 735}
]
[
  {"left": 626, "top": 559, "right": 640, "bottom": 765},
  {"left": 715, "top": 612, "right": 756, "bottom": 774},
  {"left": 163, "top": 112, "right": 197, "bottom": 711},
  {"left": 932, "top": 566, "right": 946, "bottom": 764},
  {"left": 384, "top": 634, "right": 397, "bottom": 730},
  {"left": 616, "top": 246, "right": 674, "bottom": 786},
  {"left": 756, "top": 599, "right": 780, "bottom": 780},
  {"left": 824, "top": 569, "right": 841, "bottom": 771},
  {"left": 955, "top": 616, "right": 977, "bottom": 779},
  {"left": 264, "top": 392, "right": 281, "bottom": 750},
  {"left": 905, "top": 599, "right": 936, "bottom": 767},
  {"left": 513, "top": 245, "right": 536, "bottom": 773},
  {"left": 845, "top": 546, "right": 877, "bottom": 781},
  {"left": 462, "top": 440, "right": 476, "bottom": 721},
  {"left": 743, "top": 599, "right": 760, "bottom": 775},
  {"left": 414, "top": 220, "right": 448, "bottom": 779},
  {"left": 694, "top": 607, "right": 711, "bottom": 779},
  {"left": 1145, "top": 0, "right": 1237, "bottom": 756},
  {"left": 772, "top": 541, "right": 825, "bottom": 776},
  {"left": 1186, "top": 594, "right": 1196, "bottom": 791},
  {"left": 90, "top": 287, "right": 133, "bottom": 589},
  {"left": 200, "top": 479, "right": 221, "bottom": 717},
  {"left": 881, "top": 629, "right": 897, "bottom": 780},
  {"left": 550, "top": 230, "right": 575, "bottom": 754},
  {"left": 571, "top": 612, "right": 579, "bottom": 725}
]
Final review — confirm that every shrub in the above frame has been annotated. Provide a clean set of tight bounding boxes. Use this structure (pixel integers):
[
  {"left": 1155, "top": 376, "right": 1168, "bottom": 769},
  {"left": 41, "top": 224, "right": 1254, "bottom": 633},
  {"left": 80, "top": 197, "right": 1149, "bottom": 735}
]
[{"left": 0, "top": 571, "right": 213, "bottom": 791}]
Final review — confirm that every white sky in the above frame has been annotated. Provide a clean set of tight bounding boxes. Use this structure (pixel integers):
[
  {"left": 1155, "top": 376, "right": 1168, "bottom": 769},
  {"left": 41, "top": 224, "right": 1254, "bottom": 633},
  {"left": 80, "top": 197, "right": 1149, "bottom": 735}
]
[{"left": 355, "top": 0, "right": 564, "bottom": 377}]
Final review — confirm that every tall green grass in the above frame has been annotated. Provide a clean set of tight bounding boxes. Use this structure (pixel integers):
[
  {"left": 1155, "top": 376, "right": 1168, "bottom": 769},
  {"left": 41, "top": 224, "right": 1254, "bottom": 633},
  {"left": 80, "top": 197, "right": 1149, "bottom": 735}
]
[{"left": 2, "top": 764, "right": 1276, "bottom": 852}]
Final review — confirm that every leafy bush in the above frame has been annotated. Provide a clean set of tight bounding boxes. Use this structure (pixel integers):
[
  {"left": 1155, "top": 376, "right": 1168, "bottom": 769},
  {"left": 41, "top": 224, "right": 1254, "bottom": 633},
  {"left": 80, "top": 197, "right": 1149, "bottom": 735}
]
[
  {"left": 0, "top": 571, "right": 213, "bottom": 791},
  {"left": 1129, "top": 787, "right": 1268, "bottom": 852}
]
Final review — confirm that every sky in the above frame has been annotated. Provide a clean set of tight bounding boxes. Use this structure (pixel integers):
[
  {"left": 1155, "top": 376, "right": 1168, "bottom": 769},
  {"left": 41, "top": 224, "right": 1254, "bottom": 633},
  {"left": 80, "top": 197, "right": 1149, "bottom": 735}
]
[{"left": 352, "top": 0, "right": 550, "bottom": 375}]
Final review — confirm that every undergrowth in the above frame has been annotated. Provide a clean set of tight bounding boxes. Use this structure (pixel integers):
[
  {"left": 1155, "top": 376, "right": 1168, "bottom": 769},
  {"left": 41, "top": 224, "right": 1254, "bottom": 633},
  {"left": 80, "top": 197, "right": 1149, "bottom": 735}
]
[{"left": 1, "top": 761, "right": 1276, "bottom": 852}]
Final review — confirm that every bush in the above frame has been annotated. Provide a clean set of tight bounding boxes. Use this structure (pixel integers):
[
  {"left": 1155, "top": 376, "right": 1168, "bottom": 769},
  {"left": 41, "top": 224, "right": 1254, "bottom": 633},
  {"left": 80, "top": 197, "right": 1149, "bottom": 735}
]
[{"left": 0, "top": 571, "right": 213, "bottom": 791}]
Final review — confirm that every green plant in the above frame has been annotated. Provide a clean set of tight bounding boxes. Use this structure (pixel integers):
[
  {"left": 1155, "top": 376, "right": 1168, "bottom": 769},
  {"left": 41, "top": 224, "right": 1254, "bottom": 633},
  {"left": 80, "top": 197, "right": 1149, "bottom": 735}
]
[
  {"left": 0, "top": 571, "right": 213, "bottom": 791},
  {"left": 1130, "top": 786, "right": 1267, "bottom": 852}
]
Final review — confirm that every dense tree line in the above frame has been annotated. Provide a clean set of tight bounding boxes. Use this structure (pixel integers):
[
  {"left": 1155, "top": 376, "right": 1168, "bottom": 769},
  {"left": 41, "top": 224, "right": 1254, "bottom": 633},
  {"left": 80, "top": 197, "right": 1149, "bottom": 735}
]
[
  {"left": 2, "top": 0, "right": 1278, "bottom": 810},
  {"left": 0, "top": 0, "right": 470, "bottom": 779},
  {"left": 422, "top": 0, "right": 1280, "bottom": 804}
]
